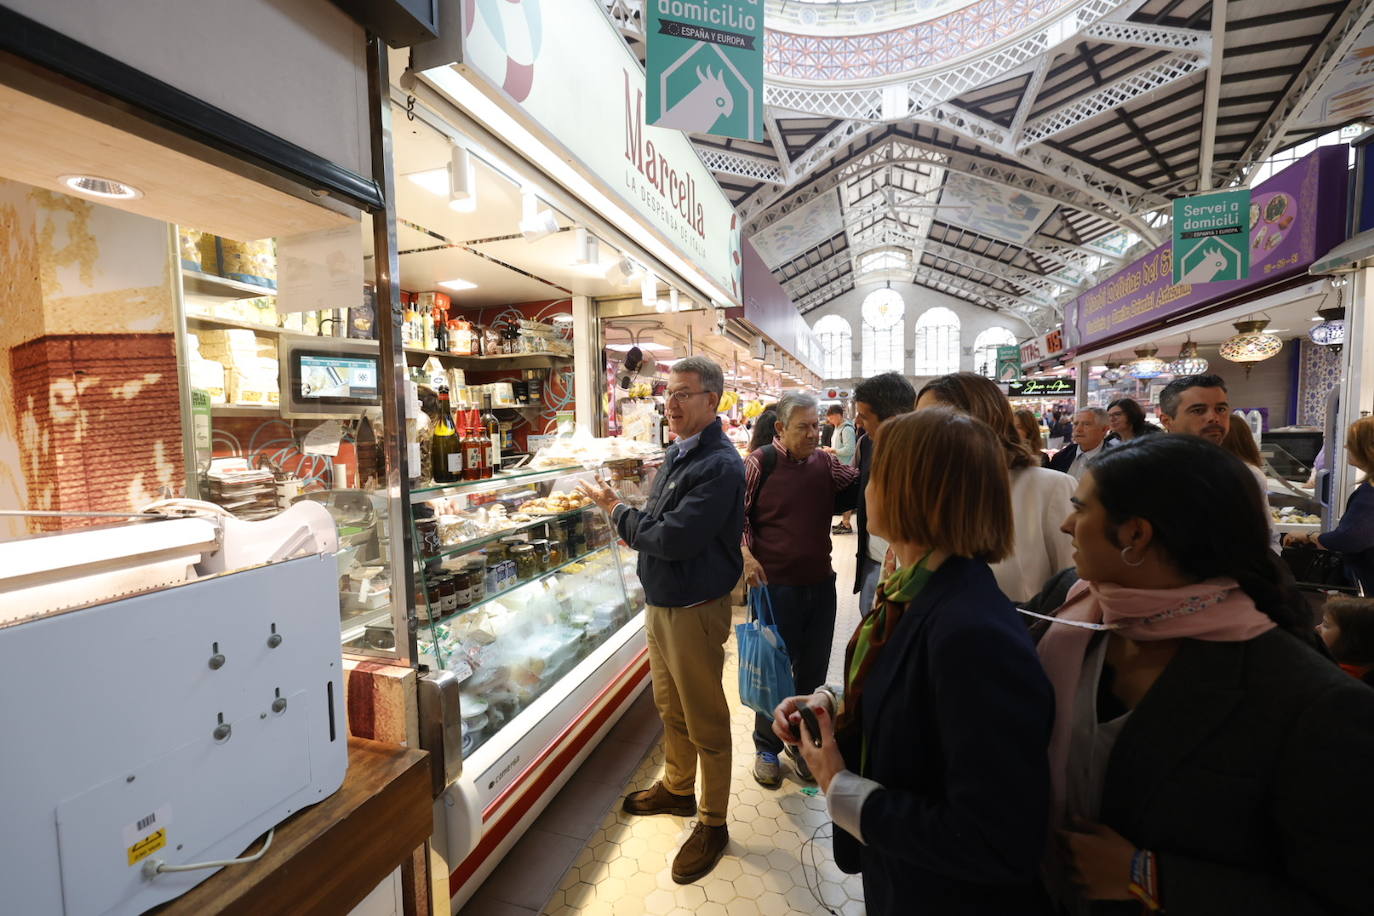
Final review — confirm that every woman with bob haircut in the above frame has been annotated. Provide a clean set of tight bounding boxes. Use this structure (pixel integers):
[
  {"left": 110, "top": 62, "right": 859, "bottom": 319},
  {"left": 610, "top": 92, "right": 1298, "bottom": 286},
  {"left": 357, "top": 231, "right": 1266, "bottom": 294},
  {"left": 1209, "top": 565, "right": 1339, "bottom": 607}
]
[
  {"left": 1041, "top": 434, "right": 1374, "bottom": 915},
  {"left": 1105, "top": 398, "right": 1157, "bottom": 443},
  {"left": 1285, "top": 415, "right": 1374, "bottom": 594},
  {"left": 1319, "top": 596, "right": 1374, "bottom": 686},
  {"left": 917, "top": 373, "right": 1076, "bottom": 604},
  {"left": 1015, "top": 408, "right": 1052, "bottom": 467},
  {"left": 772, "top": 408, "right": 1055, "bottom": 915}
]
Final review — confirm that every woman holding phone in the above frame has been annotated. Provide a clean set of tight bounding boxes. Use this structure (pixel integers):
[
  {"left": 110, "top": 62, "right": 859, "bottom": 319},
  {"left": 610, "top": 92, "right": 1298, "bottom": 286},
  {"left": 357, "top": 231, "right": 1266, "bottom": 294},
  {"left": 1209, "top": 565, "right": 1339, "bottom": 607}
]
[{"left": 772, "top": 408, "right": 1055, "bottom": 914}]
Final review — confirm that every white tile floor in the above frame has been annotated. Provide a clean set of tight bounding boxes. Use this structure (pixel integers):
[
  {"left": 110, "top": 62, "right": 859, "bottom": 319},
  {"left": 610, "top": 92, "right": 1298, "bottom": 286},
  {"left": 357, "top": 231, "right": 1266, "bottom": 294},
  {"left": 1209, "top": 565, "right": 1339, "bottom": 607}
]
[{"left": 542, "top": 538, "right": 867, "bottom": 916}]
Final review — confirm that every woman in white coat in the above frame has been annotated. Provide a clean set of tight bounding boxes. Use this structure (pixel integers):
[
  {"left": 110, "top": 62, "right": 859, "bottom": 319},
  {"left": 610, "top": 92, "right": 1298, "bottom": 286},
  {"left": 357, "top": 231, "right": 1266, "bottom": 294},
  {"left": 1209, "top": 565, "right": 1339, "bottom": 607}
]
[{"left": 917, "top": 373, "right": 1076, "bottom": 604}]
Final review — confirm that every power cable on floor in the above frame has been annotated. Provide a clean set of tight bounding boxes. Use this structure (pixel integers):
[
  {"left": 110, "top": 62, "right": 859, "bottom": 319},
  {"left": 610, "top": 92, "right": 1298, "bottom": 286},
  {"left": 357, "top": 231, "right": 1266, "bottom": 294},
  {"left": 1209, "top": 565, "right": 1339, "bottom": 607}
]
[{"left": 802, "top": 821, "right": 842, "bottom": 915}]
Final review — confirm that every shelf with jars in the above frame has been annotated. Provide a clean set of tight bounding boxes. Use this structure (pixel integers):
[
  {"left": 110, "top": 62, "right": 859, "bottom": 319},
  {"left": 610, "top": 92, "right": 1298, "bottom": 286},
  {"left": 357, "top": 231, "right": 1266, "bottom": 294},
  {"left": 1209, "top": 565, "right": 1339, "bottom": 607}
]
[{"left": 409, "top": 462, "right": 642, "bottom": 759}]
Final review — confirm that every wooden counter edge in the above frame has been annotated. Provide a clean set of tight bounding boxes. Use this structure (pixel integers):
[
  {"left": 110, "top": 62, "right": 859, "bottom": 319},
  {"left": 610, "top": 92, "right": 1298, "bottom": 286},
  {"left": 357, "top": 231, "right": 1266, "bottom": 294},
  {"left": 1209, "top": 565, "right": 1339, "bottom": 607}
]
[{"left": 154, "top": 737, "right": 432, "bottom": 916}]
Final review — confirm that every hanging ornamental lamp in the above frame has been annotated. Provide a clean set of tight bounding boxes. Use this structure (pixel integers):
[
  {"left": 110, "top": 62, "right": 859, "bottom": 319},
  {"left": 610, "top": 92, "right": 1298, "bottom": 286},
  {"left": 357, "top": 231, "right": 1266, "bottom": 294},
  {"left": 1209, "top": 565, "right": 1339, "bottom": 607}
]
[
  {"left": 1127, "top": 344, "right": 1169, "bottom": 379},
  {"left": 1167, "top": 339, "right": 1209, "bottom": 376},
  {"left": 1308, "top": 306, "right": 1346, "bottom": 352},
  {"left": 1100, "top": 359, "right": 1125, "bottom": 383},
  {"left": 1220, "top": 319, "right": 1283, "bottom": 377}
]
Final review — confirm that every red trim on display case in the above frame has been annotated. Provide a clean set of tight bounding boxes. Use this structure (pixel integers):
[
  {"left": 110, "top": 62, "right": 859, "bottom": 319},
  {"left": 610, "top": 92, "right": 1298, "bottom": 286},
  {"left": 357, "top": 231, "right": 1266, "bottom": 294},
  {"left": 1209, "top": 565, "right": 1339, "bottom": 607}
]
[{"left": 448, "top": 647, "right": 651, "bottom": 897}]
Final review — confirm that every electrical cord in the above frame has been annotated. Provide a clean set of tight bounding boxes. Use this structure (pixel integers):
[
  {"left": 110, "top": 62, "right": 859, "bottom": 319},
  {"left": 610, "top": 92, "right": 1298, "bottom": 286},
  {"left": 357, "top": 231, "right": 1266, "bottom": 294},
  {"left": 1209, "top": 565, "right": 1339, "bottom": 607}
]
[
  {"left": 141, "top": 827, "right": 274, "bottom": 880},
  {"left": 802, "top": 821, "right": 841, "bottom": 915}
]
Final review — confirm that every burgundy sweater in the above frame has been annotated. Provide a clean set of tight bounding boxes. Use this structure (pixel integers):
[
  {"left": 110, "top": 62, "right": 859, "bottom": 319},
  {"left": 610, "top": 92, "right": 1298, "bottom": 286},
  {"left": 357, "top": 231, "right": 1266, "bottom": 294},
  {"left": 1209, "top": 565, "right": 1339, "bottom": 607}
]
[{"left": 744, "top": 442, "right": 857, "bottom": 586}]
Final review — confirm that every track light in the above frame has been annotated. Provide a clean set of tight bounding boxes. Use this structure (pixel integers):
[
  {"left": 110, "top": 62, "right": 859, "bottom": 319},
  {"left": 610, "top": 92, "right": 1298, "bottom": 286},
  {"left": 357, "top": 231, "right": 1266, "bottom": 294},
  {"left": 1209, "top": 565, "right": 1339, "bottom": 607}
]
[
  {"left": 448, "top": 146, "right": 477, "bottom": 212},
  {"left": 604, "top": 255, "right": 640, "bottom": 288},
  {"left": 572, "top": 227, "right": 598, "bottom": 267},
  {"left": 668, "top": 288, "right": 680, "bottom": 312},
  {"left": 519, "top": 190, "right": 558, "bottom": 242}
]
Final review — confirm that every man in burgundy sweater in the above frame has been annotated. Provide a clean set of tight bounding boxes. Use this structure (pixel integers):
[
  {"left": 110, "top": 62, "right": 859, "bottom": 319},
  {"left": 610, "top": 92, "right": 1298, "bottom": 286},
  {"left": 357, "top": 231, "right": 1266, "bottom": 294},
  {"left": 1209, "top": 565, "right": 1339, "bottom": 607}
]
[{"left": 741, "top": 390, "right": 860, "bottom": 787}]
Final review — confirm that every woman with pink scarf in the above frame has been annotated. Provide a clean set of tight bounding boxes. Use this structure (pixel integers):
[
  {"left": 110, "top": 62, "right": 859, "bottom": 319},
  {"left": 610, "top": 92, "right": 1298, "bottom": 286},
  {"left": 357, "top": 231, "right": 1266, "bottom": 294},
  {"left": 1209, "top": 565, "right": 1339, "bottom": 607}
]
[{"left": 1038, "top": 434, "right": 1374, "bottom": 915}]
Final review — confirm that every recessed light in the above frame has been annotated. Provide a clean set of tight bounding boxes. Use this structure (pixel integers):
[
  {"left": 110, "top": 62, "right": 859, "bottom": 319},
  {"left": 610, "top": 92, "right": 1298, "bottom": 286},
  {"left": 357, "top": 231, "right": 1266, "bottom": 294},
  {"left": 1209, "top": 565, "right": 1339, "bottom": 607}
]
[
  {"left": 406, "top": 168, "right": 448, "bottom": 195},
  {"left": 60, "top": 175, "right": 142, "bottom": 200},
  {"left": 437, "top": 278, "right": 477, "bottom": 291},
  {"left": 606, "top": 342, "right": 673, "bottom": 352}
]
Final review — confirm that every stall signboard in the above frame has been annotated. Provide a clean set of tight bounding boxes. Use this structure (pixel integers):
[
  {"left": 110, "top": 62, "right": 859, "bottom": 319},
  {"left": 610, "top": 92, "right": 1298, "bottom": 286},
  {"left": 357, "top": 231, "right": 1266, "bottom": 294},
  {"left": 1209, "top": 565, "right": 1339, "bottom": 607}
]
[
  {"left": 448, "top": 0, "right": 743, "bottom": 301},
  {"left": 1018, "top": 327, "right": 1066, "bottom": 366},
  {"left": 1070, "top": 147, "right": 1348, "bottom": 350},
  {"left": 1172, "top": 188, "right": 1250, "bottom": 283},
  {"left": 647, "top": 0, "right": 764, "bottom": 142},
  {"left": 996, "top": 346, "right": 1022, "bottom": 380},
  {"left": 1008, "top": 378, "right": 1076, "bottom": 397}
]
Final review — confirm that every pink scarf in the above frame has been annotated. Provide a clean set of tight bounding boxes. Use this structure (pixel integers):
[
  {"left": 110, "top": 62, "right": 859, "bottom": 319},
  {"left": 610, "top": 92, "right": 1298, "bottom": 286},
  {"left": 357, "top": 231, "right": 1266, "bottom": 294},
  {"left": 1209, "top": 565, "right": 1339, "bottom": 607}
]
[{"left": 1037, "top": 577, "right": 1276, "bottom": 825}]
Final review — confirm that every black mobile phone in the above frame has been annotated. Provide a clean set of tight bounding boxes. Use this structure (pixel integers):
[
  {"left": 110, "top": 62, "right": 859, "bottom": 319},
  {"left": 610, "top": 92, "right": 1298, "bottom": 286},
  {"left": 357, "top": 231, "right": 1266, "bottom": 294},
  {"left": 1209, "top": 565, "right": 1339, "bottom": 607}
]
[{"left": 797, "top": 705, "right": 823, "bottom": 748}]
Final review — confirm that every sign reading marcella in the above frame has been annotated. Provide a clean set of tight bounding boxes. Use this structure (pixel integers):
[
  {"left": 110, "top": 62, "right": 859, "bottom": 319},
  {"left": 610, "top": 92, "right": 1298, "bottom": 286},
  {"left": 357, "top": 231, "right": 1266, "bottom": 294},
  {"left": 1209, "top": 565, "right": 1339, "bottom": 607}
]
[
  {"left": 625, "top": 72, "right": 707, "bottom": 239},
  {"left": 1071, "top": 147, "right": 1347, "bottom": 350},
  {"left": 1172, "top": 188, "right": 1250, "bottom": 284},
  {"left": 647, "top": 0, "right": 765, "bottom": 142}
]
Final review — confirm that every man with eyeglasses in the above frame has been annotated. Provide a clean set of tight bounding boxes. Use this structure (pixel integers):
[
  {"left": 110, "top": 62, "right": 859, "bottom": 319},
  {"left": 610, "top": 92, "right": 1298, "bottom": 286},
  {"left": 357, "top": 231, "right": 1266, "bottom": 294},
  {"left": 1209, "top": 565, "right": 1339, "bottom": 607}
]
[{"left": 578, "top": 355, "right": 744, "bottom": 884}]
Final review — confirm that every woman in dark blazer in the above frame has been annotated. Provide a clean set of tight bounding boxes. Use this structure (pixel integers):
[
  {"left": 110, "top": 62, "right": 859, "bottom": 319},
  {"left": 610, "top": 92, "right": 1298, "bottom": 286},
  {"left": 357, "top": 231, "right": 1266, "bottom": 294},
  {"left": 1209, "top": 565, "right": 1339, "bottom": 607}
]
[
  {"left": 1042, "top": 435, "right": 1374, "bottom": 915},
  {"left": 773, "top": 409, "right": 1054, "bottom": 914}
]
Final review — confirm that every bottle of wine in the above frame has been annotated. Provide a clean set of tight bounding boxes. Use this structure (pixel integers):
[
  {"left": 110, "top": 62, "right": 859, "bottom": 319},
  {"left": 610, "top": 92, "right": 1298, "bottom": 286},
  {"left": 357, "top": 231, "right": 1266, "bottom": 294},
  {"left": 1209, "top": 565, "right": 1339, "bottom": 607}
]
[
  {"left": 482, "top": 394, "right": 502, "bottom": 476},
  {"left": 431, "top": 388, "right": 461, "bottom": 483}
]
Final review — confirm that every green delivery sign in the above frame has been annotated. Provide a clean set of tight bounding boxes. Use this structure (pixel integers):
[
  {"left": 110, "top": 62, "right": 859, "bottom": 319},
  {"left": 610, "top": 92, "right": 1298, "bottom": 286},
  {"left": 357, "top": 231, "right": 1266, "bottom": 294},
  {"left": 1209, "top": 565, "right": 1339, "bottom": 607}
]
[
  {"left": 1172, "top": 188, "right": 1251, "bottom": 284},
  {"left": 646, "top": 0, "right": 764, "bottom": 142}
]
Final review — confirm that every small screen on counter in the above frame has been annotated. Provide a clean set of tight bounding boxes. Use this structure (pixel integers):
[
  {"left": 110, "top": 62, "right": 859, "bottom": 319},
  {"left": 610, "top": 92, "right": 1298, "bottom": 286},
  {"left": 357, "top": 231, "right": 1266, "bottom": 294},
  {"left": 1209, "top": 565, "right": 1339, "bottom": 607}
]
[{"left": 298, "top": 354, "right": 379, "bottom": 400}]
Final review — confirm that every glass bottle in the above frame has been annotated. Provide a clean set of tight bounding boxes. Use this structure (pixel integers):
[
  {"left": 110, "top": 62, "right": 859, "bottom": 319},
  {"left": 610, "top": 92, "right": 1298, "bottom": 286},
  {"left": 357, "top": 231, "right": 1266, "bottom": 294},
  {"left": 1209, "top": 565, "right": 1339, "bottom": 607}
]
[
  {"left": 461, "top": 416, "right": 483, "bottom": 481},
  {"left": 482, "top": 394, "right": 502, "bottom": 475},
  {"left": 431, "top": 388, "right": 461, "bottom": 483}
]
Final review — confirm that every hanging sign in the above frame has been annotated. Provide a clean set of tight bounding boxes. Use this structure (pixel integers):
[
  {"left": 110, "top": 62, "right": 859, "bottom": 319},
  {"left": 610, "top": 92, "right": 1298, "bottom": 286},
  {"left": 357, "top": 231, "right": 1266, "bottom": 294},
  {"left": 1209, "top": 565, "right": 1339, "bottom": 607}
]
[
  {"left": 996, "top": 346, "right": 1022, "bottom": 381},
  {"left": 1008, "top": 378, "right": 1076, "bottom": 397},
  {"left": 1172, "top": 188, "right": 1251, "bottom": 284},
  {"left": 646, "top": 0, "right": 764, "bottom": 142}
]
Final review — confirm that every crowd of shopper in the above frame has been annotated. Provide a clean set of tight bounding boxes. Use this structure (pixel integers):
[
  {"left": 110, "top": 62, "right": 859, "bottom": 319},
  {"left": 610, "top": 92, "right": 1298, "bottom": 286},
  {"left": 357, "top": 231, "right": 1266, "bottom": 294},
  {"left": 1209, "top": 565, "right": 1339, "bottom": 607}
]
[{"left": 582, "top": 357, "right": 1374, "bottom": 914}]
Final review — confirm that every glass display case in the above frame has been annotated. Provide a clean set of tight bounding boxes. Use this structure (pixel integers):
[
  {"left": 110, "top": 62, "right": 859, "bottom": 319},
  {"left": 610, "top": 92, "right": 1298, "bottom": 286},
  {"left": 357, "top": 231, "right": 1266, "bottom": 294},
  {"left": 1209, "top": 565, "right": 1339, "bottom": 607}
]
[{"left": 409, "top": 464, "right": 646, "bottom": 757}]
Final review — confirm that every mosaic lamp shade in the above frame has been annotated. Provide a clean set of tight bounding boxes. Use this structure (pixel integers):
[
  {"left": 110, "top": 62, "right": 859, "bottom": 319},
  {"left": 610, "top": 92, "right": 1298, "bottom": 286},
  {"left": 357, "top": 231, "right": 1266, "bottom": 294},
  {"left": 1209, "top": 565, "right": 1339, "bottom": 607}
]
[
  {"left": 1127, "top": 344, "right": 1169, "bottom": 379},
  {"left": 1308, "top": 306, "right": 1346, "bottom": 349},
  {"left": 1100, "top": 360, "right": 1124, "bottom": 383},
  {"left": 1168, "top": 340, "right": 1210, "bottom": 376},
  {"left": 1220, "top": 319, "right": 1283, "bottom": 365}
]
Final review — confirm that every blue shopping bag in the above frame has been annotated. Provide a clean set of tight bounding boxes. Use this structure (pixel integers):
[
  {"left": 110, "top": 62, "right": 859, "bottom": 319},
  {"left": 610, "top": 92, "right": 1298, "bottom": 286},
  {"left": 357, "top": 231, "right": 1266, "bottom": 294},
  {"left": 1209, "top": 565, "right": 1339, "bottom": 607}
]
[{"left": 735, "top": 587, "right": 794, "bottom": 717}]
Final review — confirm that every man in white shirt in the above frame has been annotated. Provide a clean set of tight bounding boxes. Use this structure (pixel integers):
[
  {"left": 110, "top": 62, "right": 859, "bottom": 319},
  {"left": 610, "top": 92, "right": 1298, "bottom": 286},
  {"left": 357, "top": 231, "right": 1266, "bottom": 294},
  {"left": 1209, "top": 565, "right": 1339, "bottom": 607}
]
[{"left": 1049, "top": 408, "right": 1111, "bottom": 481}]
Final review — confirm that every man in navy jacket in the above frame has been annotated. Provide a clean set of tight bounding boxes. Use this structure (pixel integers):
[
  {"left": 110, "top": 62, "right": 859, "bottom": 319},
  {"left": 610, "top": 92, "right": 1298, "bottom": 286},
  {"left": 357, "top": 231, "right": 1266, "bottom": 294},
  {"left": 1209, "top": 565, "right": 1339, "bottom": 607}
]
[{"left": 579, "top": 356, "right": 744, "bottom": 884}]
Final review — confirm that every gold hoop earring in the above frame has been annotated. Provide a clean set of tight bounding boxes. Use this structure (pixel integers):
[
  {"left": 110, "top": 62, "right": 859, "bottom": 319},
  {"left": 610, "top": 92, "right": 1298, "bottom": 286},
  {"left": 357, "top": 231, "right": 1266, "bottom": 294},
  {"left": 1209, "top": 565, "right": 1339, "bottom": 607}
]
[{"left": 1121, "top": 546, "right": 1146, "bottom": 568}]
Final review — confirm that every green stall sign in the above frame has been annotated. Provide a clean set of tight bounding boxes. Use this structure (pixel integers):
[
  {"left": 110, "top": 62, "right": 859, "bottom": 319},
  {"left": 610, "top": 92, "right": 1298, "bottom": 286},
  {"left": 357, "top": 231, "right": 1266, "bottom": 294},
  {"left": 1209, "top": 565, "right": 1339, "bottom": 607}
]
[
  {"left": 646, "top": 1, "right": 764, "bottom": 142},
  {"left": 1172, "top": 188, "right": 1251, "bottom": 284}
]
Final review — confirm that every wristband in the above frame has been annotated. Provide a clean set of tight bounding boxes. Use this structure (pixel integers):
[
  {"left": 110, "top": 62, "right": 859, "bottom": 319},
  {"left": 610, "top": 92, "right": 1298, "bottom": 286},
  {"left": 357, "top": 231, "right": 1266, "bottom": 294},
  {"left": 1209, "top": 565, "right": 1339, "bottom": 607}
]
[{"left": 1128, "top": 849, "right": 1164, "bottom": 913}]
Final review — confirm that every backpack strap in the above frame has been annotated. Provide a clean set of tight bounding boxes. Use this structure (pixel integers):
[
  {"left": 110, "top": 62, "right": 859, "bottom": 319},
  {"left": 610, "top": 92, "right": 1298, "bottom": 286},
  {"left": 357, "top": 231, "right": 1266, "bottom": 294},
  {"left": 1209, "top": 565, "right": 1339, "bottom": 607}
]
[{"left": 749, "top": 444, "right": 778, "bottom": 528}]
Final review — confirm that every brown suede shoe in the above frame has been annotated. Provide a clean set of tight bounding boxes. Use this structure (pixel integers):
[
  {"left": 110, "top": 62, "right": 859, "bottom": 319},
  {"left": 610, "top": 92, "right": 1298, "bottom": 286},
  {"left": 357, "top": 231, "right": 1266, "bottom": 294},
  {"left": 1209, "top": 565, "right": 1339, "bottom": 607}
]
[
  {"left": 672, "top": 822, "right": 730, "bottom": 884},
  {"left": 622, "top": 781, "right": 697, "bottom": 817}
]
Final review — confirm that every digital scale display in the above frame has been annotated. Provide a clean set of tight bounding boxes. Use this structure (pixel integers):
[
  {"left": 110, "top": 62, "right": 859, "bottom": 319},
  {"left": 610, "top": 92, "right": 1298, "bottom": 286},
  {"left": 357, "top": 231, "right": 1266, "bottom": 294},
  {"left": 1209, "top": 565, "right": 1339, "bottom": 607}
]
[{"left": 298, "top": 354, "right": 378, "bottom": 400}]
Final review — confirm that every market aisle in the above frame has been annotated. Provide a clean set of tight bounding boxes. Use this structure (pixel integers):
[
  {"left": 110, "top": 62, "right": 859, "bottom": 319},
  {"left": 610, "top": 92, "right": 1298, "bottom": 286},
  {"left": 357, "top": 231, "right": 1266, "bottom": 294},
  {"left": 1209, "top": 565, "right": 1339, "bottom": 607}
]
[{"left": 542, "top": 538, "right": 866, "bottom": 916}]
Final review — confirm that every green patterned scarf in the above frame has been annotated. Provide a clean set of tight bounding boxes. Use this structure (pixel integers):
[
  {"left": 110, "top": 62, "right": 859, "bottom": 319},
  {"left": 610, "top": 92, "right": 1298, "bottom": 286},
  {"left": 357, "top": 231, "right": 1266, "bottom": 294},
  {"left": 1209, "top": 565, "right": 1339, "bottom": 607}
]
[{"left": 838, "top": 553, "right": 935, "bottom": 775}]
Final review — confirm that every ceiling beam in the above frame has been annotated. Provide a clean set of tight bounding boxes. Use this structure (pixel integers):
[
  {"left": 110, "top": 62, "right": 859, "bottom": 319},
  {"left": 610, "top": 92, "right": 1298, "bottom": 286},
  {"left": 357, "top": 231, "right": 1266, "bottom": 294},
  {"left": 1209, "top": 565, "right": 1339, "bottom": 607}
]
[
  {"left": 1227, "top": 0, "right": 1374, "bottom": 184},
  {"left": 696, "top": 147, "right": 786, "bottom": 184},
  {"left": 1198, "top": 0, "right": 1228, "bottom": 191},
  {"left": 1080, "top": 19, "right": 1211, "bottom": 53}
]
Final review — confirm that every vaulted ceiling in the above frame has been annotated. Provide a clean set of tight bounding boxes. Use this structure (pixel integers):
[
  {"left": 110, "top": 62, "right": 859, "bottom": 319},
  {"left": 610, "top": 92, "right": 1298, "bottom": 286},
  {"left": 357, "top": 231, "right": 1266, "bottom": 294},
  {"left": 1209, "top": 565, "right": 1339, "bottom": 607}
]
[{"left": 606, "top": 0, "right": 1374, "bottom": 334}]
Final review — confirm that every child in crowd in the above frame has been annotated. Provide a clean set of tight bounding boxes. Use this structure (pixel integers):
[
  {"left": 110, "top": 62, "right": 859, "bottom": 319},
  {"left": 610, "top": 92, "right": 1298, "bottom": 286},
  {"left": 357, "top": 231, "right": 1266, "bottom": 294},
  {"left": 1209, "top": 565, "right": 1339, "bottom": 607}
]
[{"left": 1320, "top": 596, "right": 1374, "bottom": 686}]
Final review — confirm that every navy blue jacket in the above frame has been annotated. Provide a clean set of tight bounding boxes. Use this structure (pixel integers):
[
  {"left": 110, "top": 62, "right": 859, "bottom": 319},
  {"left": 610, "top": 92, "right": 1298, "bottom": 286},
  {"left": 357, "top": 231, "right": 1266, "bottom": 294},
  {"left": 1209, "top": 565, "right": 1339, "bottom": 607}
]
[
  {"left": 1320, "top": 481, "right": 1374, "bottom": 593},
  {"left": 834, "top": 555, "right": 1054, "bottom": 915},
  {"left": 615, "top": 419, "right": 744, "bottom": 608}
]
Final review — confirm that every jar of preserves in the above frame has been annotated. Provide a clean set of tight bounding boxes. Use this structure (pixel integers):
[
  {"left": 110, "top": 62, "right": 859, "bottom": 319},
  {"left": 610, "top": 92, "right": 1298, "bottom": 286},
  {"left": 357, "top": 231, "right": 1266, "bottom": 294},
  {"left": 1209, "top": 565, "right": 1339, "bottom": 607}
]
[
  {"left": 451, "top": 566, "right": 472, "bottom": 611},
  {"left": 530, "top": 538, "right": 551, "bottom": 572},
  {"left": 546, "top": 538, "right": 563, "bottom": 567},
  {"left": 438, "top": 575, "right": 458, "bottom": 617},
  {"left": 426, "top": 580, "right": 443, "bottom": 619},
  {"left": 484, "top": 546, "right": 507, "bottom": 595},
  {"left": 465, "top": 559, "right": 487, "bottom": 604},
  {"left": 416, "top": 517, "right": 441, "bottom": 557},
  {"left": 511, "top": 544, "right": 539, "bottom": 580}
]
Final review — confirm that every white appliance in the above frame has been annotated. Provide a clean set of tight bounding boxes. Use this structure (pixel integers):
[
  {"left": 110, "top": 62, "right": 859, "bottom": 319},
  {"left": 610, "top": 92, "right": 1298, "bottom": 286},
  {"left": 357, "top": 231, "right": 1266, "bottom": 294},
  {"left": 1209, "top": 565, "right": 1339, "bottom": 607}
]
[{"left": 0, "top": 501, "right": 348, "bottom": 916}]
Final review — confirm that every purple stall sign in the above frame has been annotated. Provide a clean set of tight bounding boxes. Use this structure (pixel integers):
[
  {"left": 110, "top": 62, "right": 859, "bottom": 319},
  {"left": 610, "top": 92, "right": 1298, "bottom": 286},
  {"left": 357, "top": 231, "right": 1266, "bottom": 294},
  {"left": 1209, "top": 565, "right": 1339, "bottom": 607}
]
[{"left": 1069, "top": 147, "right": 1349, "bottom": 351}]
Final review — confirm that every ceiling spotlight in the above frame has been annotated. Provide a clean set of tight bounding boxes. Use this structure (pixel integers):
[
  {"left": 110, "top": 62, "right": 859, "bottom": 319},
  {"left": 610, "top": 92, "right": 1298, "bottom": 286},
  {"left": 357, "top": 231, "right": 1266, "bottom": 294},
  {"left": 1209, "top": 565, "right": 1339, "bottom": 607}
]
[
  {"left": 668, "top": 288, "right": 680, "bottom": 312},
  {"left": 519, "top": 190, "right": 558, "bottom": 242},
  {"left": 572, "top": 227, "right": 598, "bottom": 268},
  {"left": 642, "top": 271, "right": 661, "bottom": 310},
  {"left": 448, "top": 146, "right": 477, "bottom": 212},
  {"left": 604, "top": 256, "right": 640, "bottom": 288},
  {"left": 60, "top": 175, "right": 142, "bottom": 200}
]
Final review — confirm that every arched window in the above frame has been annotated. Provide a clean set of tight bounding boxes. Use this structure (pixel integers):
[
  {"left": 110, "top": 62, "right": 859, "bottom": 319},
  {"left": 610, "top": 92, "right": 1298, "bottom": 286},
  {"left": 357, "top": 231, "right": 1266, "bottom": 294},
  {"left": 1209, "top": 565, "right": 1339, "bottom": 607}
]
[
  {"left": 912, "top": 306, "right": 960, "bottom": 376},
  {"left": 812, "top": 314, "right": 852, "bottom": 380},
  {"left": 860, "top": 289, "right": 906, "bottom": 377},
  {"left": 972, "top": 326, "right": 1018, "bottom": 378}
]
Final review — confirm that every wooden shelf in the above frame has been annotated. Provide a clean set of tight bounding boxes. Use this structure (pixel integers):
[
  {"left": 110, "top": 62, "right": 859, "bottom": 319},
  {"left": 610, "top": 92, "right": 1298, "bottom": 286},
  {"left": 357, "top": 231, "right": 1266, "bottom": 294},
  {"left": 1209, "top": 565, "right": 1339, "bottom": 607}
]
[
  {"left": 186, "top": 313, "right": 286, "bottom": 337},
  {"left": 183, "top": 269, "right": 278, "bottom": 302},
  {"left": 211, "top": 404, "right": 283, "bottom": 417},
  {"left": 149, "top": 738, "right": 430, "bottom": 916}
]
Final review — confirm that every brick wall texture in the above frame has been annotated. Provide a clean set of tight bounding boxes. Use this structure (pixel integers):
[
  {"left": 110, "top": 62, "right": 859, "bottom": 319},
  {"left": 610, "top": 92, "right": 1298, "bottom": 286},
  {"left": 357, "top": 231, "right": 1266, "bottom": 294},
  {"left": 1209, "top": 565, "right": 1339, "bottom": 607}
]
[{"left": 11, "top": 333, "right": 183, "bottom": 531}]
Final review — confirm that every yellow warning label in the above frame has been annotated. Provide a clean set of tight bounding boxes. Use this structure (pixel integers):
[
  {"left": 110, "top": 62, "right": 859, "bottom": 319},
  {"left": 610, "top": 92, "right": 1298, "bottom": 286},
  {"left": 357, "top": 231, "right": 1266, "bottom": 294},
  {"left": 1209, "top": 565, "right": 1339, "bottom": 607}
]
[{"left": 127, "top": 829, "right": 166, "bottom": 866}]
